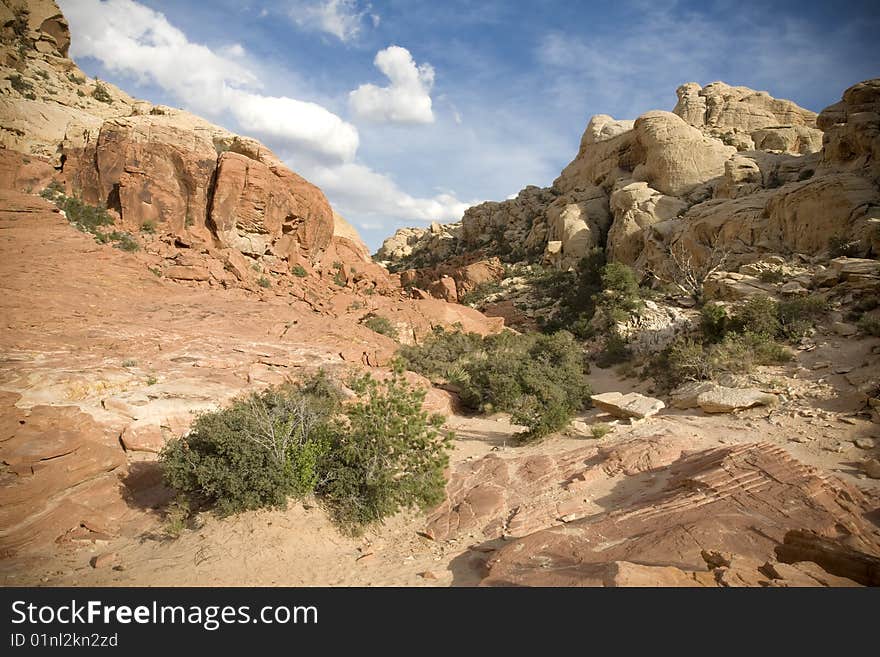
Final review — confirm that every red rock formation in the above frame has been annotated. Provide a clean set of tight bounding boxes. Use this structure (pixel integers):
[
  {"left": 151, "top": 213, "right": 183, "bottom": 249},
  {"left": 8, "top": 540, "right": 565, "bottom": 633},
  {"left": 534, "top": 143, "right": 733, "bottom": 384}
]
[{"left": 476, "top": 442, "right": 879, "bottom": 586}]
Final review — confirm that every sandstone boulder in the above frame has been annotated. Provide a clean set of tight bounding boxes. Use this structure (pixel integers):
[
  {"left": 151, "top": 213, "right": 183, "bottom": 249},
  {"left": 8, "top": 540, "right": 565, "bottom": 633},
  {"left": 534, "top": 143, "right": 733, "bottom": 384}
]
[
  {"left": 671, "top": 382, "right": 778, "bottom": 413},
  {"left": 590, "top": 392, "right": 665, "bottom": 419},
  {"left": 607, "top": 180, "right": 687, "bottom": 265},
  {"left": 632, "top": 110, "right": 736, "bottom": 197}
]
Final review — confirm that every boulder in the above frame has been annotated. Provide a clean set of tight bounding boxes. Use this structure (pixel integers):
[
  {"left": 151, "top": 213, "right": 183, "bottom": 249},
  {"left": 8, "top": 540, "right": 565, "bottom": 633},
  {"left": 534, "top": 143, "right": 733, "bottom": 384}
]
[
  {"left": 671, "top": 382, "right": 778, "bottom": 413},
  {"left": 582, "top": 114, "right": 634, "bottom": 144},
  {"left": 632, "top": 111, "right": 736, "bottom": 197},
  {"left": 607, "top": 180, "right": 687, "bottom": 265},
  {"left": 590, "top": 392, "right": 665, "bottom": 420}
]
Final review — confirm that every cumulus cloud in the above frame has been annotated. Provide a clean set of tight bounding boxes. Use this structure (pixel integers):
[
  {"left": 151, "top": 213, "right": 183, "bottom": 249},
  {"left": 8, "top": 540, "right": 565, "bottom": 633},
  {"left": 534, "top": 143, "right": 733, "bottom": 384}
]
[
  {"left": 307, "top": 162, "right": 470, "bottom": 224},
  {"left": 60, "top": 0, "right": 358, "bottom": 161},
  {"left": 288, "top": 0, "right": 375, "bottom": 43},
  {"left": 349, "top": 46, "right": 435, "bottom": 124},
  {"left": 59, "top": 0, "right": 469, "bottom": 245}
]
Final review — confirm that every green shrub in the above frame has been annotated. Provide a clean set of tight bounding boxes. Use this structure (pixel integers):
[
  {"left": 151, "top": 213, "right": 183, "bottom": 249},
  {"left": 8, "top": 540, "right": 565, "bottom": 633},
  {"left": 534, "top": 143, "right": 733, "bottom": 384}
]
[
  {"left": 397, "top": 327, "right": 484, "bottom": 382},
  {"left": 778, "top": 295, "right": 827, "bottom": 341},
  {"left": 732, "top": 295, "right": 780, "bottom": 337},
  {"left": 858, "top": 315, "right": 880, "bottom": 337},
  {"left": 459, "top": 280, "right": 503, "bottom": 305},
  {"left": 595, "top": 330, "right": 631, "bottom": 368},
  {"left": 657, "top": 331, "right": 791, "bottom": 389},
  {"left": 257, "top": 276, "right": 271, "bottom": 288},
  {"left": 160, "top": 374, "right": 340, "bottom": 515},
  {"left": 291, "top": 264, "right": 308, "bottom": 277},
  {"left": 600, "top": 262, "right": 642, "bottom": 314},
  {"left": 92, "top": 80, "right": 112, "bottom": 103},
  {"left": 853, "top": 295, "right": 880, "bottom": 314},
  {"left": 50, "top": 193, "right": 115, "bottom": 234},
  {"left": 163, "top": 496, "right": 191, "bottom": 538},
  {"left": 758, "top": 269, "right": 785, "bottom": 283},
  {"left": 662, "top": 338, "right": 713, "bottom": 386},
  {"left": 590, "top": 423, "right": 612, "bottom": 439},
  {"left": 140, "top": 220, "right": 157, "bottom": 234},
  {"left": 361, "top": 314, "right": 398, "bottom": 340},
  {"left": 318, "top": 367, "right": 451, "bottom": 533},
  {"left": 700, "top": 302, "right": 729, "bottom": 343},
  {"left": 402, "top": 329, "right": 591, "bottom": 441},
  {"left": 7, "top": 73, "right": 33, "bottom": 94},
  {"left": 109, "top": 231, "right": 139, "bottom": 252}
]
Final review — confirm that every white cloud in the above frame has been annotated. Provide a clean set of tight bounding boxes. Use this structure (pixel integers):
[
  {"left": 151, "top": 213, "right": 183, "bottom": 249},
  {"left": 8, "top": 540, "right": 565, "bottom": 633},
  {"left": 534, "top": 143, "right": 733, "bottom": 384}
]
[
  {"left": 61, "top": 0, "right": 358, "bottom": 161},
  {"left": 59, "top": 0, "right": 469, "bottom": 244},
  {"left": 349, "top": 46, "right": 435, "bottom": 124},
  {"left": 307, "top": 162, "right": 470, "bottom": 224},
  {"left": 288, "top": 0, "right": 375, "bottom": 43}
]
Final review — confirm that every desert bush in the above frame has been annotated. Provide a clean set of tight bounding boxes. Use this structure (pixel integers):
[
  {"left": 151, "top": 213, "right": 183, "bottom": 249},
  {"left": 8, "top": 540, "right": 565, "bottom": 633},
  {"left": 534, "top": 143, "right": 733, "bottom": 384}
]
[
  {"left": 361, "top": 314, "right": 398, "bottom": 340},
  {"left": 853, "top": 294, "right": 880, "bottom": 314},
  {"left": 700, "top": 302, "right": 729, "bottom": 343},
  {"left": 7, "top": 73, "right": 33, "bottom": 94},
  {"left": 397, "top": 326, "right": 483, "bottom": 381},
  {"left": 858, "top": 315, "right": 880, "bottom": 337},
  {"left": 257, "top": 276, "right": 271, "bottom": 288},
  {"left": 317, "top": 367, "right": 451, "bottom": 533},
  {"left": 291, "top": 264, "right": 308, "bottom": 277},
  {"left": 778, "top": 295, "right": 827, "bottom": 340},
  {"left": 590, "top": 423, "right": 612, "bottom": 439},
  {"left": 140, "top": 220, "right": 156, "bottom": 234},
  {"left": 758, "top": 269, "right": 785, "bottom": 283},
  {"left": 92, "top": 80, "right": 112, "bottom": 103},
  {"left": 110, "top": 231, "right": 139, "bottom": 252},
  {"left": 160, "top": 373, "right": 340, "bottom": 515},
  {"left": 732, "top": 295, "right": 780, "bottom": 337},
  {"left": 600, "top": 262, "right": 642, "bottom": 314},
  {"left": 459, "top": 280, "right": 503, "bottom": 305},
  {"left": 595, "top": 330, "right": 631, "bottom": 368},
  {"left": 50, "top": 193, "right": 114, "bottom": 233},
  {"left": 661, "top": 338, "right": 713, "bottom": 386},
  {"left": 535, "top": 249, "right": 605, "bottom": 335},
  {"left": 161, "top": 369, "right": 451, "bottom": 533},
  {"left": 657, "top": 331, "right": 791, "bottom": 390},
  {"left": 400, "top": 328, "right": 590, "bottom": 441}
]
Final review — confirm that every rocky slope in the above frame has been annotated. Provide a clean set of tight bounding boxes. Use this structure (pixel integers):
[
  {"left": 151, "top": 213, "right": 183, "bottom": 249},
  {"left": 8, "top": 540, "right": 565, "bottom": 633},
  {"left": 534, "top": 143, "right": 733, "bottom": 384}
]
[
  {"left": 0, "top": 0, "right": 402, "bottom": 297},
  {"left": 379, "top": 79, "right": 879, "bottom": 295},
  {"left": 0, "top": 0, "right": 504, "bottom": 573}
]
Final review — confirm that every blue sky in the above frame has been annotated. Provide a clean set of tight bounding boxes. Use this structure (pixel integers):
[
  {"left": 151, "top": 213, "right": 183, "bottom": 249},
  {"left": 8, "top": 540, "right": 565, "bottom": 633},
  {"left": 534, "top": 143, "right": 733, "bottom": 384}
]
[{"left": 59, "top": 0, "right": 880, "bottom": 250}]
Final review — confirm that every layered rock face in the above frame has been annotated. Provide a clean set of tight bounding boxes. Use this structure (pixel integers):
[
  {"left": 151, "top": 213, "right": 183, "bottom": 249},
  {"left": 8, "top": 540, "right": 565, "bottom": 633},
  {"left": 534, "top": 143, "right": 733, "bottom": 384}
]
[
  {"left": 426, "top": 436, "right": 879, "bottom": 586},
  {"left": 0, "top": 0, "right": 370, "bottom": 284},
  {"left": 378, "top": 78, "right": 879, "bottom": 296}
]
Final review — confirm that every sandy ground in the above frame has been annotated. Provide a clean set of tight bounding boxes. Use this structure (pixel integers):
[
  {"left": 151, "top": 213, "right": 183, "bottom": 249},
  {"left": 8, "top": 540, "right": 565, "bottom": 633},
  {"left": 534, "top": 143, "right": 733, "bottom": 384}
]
[{"left": 11, "top": 334, "right": 877, "bottom": 587}]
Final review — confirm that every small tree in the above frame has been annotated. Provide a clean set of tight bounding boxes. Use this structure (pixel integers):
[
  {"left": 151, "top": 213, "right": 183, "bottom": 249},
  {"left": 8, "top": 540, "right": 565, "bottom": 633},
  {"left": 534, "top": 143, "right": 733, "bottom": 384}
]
[
  {"left": 318, "top": 366, "right": 451, "bottom": 533},
  {"left": 652, "top": 240, "right": 729, "bottom": 303}
]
